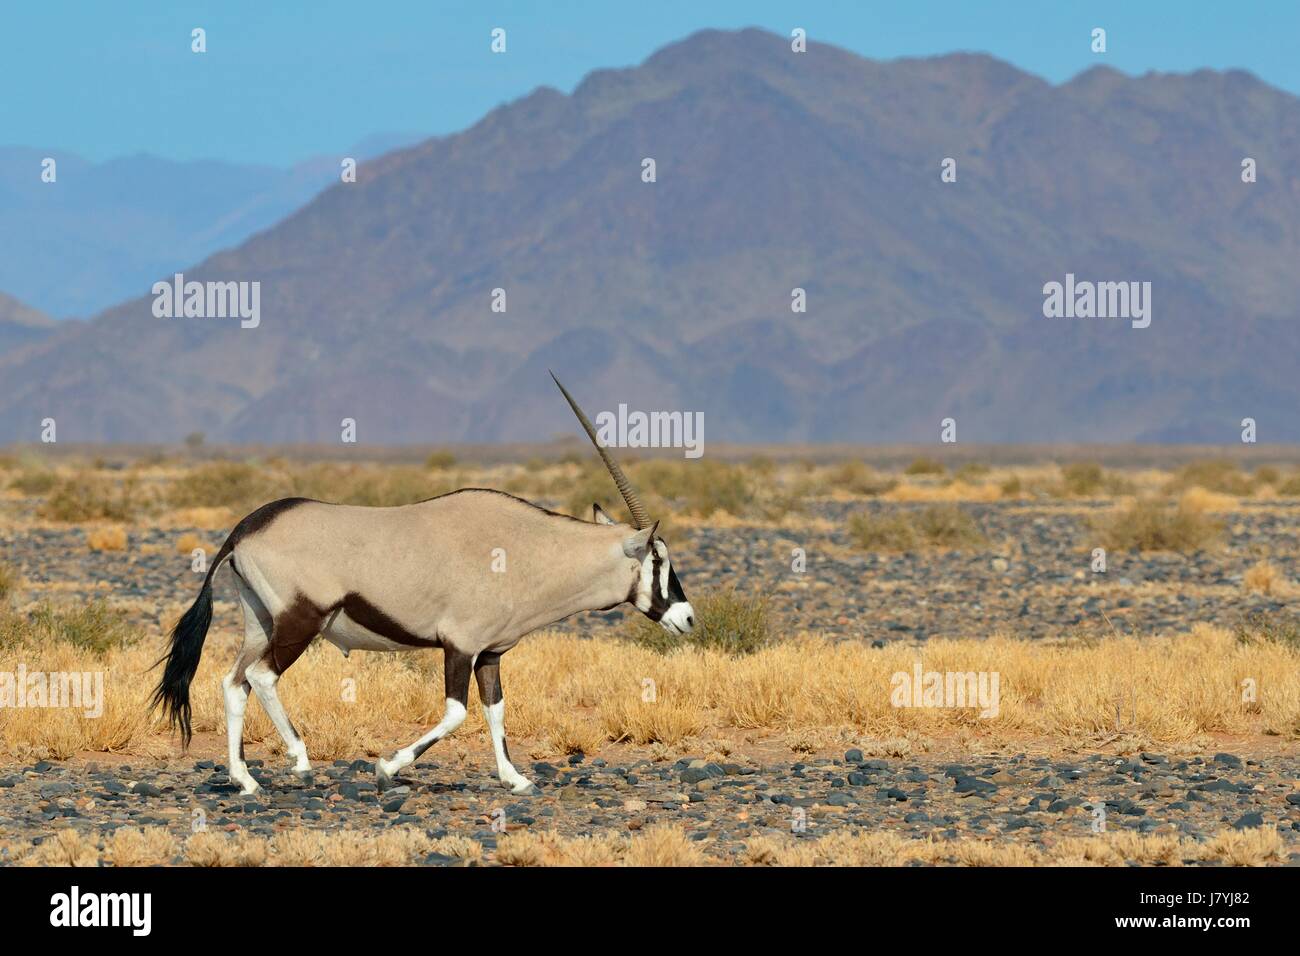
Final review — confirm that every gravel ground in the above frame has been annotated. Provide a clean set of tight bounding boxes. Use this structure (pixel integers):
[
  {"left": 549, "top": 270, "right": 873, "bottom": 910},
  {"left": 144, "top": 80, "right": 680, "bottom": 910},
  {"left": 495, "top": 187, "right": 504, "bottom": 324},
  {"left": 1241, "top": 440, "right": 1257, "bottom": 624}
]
[
  {"left": 3, "top": 748, "right": 1298, "bottom": 865},
  {"left": 5, "top": 500, "right": 1300, "bottom": 642}
]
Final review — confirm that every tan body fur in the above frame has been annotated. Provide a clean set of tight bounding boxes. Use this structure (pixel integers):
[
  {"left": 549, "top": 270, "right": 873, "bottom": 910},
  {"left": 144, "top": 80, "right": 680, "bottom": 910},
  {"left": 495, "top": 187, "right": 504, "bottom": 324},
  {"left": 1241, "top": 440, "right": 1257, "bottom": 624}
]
[{"left": 233, "top": 491, "right": 637, "bottom": 665}]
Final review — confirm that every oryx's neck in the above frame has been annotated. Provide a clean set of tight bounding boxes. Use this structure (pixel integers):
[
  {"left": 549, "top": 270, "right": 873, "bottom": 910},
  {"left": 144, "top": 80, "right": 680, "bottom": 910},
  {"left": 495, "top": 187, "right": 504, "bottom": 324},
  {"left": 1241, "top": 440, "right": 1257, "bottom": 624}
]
[{"left": 508, "top": 521, "right": 633, "bottom": 634}]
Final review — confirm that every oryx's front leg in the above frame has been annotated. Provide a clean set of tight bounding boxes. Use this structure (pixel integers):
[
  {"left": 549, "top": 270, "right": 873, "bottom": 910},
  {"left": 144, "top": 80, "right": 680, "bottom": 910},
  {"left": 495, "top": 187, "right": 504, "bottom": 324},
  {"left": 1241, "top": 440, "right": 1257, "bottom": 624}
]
[
  {"left": 376, "top": 647, "right": 471, "bottom": 791},
  {"left": 474, "top": 651, "right": 534, "bottom": 794}
]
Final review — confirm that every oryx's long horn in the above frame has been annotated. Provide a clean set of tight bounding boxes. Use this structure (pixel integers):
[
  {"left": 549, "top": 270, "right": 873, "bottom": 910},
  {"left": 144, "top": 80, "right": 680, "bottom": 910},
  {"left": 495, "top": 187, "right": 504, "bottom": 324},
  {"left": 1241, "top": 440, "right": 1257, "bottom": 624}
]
[{"left": 550, "top": 370, "right": 651, "bottom": 529}]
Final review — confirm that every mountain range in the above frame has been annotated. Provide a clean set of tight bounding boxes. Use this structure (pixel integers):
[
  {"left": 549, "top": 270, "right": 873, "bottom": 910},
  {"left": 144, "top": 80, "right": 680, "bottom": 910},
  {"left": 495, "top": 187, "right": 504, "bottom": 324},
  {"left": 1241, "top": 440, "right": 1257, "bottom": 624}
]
[
  {"left": 0, "top": 133, "right": 420, "bottom": 319},
  {"left": 2, "top": 28, "right": 1298, "bottom": 444}
]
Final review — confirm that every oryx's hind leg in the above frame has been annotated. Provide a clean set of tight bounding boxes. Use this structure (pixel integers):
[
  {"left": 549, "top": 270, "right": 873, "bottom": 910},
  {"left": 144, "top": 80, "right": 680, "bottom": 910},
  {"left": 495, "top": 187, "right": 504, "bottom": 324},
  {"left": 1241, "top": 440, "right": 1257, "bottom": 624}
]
[
  {"left": 247, "top": 596, "right": 321, "bottom": 778},
  {"left": 474, "top": 652, "right": 534, "bottom": 794},
  {"left": 225, "top": 579, "right": 274, "bottom": 795},
  {"left": 376, "top": 647, "right": 472, "bottom": 791}
]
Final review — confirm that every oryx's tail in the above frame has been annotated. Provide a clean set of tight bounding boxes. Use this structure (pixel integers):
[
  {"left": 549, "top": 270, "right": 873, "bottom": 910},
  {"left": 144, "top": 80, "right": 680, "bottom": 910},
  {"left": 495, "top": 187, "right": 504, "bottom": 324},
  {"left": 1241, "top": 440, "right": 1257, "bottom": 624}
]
[{"left": 150, "top": 534, "right": 235, "bottom": 748}]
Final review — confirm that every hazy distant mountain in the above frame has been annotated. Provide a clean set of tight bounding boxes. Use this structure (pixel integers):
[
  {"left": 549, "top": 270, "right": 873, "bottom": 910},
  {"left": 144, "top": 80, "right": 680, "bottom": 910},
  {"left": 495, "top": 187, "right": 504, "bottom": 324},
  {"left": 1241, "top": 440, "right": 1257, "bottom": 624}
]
[
  {"left": 0, "top": 292, "right": 58, "bottom": 355},
  {"left": 0, "top": 133, "right": 422, "bottom": 319},
  {"left": 2, "top": 28, "right": 1299, "bottom": 444}
]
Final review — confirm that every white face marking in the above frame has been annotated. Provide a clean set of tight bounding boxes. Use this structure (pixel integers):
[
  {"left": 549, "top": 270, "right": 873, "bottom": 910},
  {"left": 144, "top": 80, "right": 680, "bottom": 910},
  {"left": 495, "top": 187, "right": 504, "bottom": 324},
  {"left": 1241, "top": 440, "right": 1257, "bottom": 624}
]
[
  {"left": 654, "top": 540, "right": 669, "bottom": 596},
  {"left": 635, "top": 538, "right": 694, "bottom": 635},
  {"left": 635, "top": 552, "right": 654, "bottom": 611},
  {"left": 661, "top": 600, "right": 695, "bottom": 634}
]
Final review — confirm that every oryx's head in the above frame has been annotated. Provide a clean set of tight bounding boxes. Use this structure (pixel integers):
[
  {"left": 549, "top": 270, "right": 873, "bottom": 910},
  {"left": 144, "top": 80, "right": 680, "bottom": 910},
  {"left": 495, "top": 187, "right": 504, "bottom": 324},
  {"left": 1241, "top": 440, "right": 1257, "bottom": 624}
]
[{"left": 551, "top": 372, "right": 696, "bottom": 636}]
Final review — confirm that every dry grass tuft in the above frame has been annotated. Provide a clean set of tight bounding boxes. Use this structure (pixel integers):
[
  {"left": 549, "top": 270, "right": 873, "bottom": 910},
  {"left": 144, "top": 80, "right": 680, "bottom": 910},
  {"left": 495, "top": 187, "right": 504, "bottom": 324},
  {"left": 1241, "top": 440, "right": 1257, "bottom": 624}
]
[
  {"left": 1179, "top": 487, "right": 1238, "bottom": 514},
  {"left": 884, "top": 481, "right": 1002, "bottom": 503},
  {"left": 175, "top": 531, "right": 211, "bottom": 556},
  {"left": 1243, "top": 560, "right": 1286, "bottom": 596},
  {"left": 107, "top": 827, "right": 180, "bottom": 866},
  {"left": 495, "top": 824, "right": 706, "bottom": 866},
  {"left": 86, "top": 525, "right": 128, "bottom": 551}
]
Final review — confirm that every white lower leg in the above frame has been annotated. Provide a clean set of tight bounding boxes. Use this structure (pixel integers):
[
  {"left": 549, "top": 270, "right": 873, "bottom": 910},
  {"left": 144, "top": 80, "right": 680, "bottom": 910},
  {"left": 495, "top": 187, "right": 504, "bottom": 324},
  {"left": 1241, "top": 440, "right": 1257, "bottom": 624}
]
[
  {"left": 222, "top": 674, "right": 259, "bottom": 794},
  {"left": 484, "top": 699, "right": 532, "bottom": 792},
  {"left": 379, "top": 698, "right": 466, "bottom": 778},
  {"left": 247, "top": 662, "right": 310, "bottom": 773}
]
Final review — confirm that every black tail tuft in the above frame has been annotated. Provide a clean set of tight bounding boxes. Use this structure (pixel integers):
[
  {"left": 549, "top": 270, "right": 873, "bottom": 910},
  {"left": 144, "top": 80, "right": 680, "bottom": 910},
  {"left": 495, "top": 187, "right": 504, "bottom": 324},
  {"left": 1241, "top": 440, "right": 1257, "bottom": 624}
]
[{"left": 150, "top": 575, "right": 215, "bottom": 748}]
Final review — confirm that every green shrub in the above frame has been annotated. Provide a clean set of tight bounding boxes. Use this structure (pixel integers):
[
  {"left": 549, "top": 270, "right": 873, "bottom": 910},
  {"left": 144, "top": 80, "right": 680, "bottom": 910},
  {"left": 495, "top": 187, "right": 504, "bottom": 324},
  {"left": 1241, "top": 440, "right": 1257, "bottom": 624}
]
[
  {"left": 904, "top": 457, "right": 945, "bottom": 476},
  {"left": 0, "top": 561, "right": 15, "bottom": 602},
  {"left": 1233, "top": 611, "right": 1300, "bottom": 649},
  {"left": 425, "top": 451, "right": 457, "bottom": 470},
  {"left": 291, "top": 464, "right": 452, "bottom": 507},
  {"left": 1061, "top": 462, "right": 1104, "bottom": 496},
  {"left": 1165, "top": 460, "right": 1254, "bottom": 496},
  {"left": 1253, "top": 465, "right": 1281, "bottom": 487},
  {"left": 622, "top": 589, "right": 772, "bottom": 656},
  {"left": 166, "top": 461, "right": 286, "bottom": 510},
  {"left": 0, "top": 600, "right": 137, "bottom": 653},
  {"left": 8, "top": 469, "right": 58, "bottom": 495},
  {"left": 912, "top": 504, "right": 986, "bottom": 549},
  {"left": 1095, "top": 499, "right": 1222, "bottom": 552},
  {"left": 825, "top": 461, "right": 897, "bottom": 497},
  {"left": 563, "top": 463, "right": 624, "bottom": 519},
  {"left": 38, "top": 475, "right": 145, "bottom": 522},
  {"left": 849, "top": 511, "right": 919, "bottom": 551},
  {"left": 850, "top": 505, "right": 985, "bottom": 552}
]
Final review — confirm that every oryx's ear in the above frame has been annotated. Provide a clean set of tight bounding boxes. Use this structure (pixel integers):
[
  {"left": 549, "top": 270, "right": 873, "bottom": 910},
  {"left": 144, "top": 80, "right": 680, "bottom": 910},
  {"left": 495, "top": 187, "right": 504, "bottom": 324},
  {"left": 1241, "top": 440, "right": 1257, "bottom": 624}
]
[
  {"left": 622, "top": 520, "right": 660, "bottom": 558},
  {"left": 593, "top": 502, "right": 616, "bottom": 525}
]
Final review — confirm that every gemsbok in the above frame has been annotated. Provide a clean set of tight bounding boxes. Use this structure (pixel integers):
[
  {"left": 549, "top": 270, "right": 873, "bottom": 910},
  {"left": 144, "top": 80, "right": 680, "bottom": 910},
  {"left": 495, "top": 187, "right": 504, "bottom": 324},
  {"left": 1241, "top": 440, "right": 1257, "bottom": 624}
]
[{"left": 152, "top": 373, "right": 695, "bottom": 796}]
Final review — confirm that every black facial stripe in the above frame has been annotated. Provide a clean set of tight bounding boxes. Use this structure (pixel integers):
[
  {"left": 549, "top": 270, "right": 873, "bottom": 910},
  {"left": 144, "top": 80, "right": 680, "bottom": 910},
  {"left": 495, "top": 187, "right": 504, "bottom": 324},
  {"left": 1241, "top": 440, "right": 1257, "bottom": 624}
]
[
  {"left": 645, "top": 550, "right": 667, "bottom": 620},
  {"left": 666, "top": 566, "right": 687, "bottom": 604}
]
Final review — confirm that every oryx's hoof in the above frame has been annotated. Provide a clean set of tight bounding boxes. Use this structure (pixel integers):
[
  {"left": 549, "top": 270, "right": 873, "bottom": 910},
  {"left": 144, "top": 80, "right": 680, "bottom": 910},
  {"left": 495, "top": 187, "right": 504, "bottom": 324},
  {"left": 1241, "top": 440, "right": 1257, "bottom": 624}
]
[
  {"left": 509, "top": 780, "right": 537, "bottom": 796},
  {"left": 376, "top": 762, "right": 397, "bottom": 792},
  {"left": 292, "top": 769, "right": 314, "bottom": 784}
]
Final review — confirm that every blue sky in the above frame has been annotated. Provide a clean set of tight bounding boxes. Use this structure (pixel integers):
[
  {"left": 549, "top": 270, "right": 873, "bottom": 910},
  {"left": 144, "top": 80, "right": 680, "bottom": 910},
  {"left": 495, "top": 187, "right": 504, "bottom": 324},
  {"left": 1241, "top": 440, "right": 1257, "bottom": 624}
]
[{"left": 4, "top": 1, "right": 1297, "bottom": 166}]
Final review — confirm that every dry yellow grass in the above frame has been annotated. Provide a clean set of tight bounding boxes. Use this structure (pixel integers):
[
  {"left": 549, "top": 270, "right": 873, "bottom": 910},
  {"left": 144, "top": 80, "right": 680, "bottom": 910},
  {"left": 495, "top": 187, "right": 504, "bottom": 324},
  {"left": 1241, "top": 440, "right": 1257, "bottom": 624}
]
[
  {"left": 884, "top": 480, "right": 1003, "bottom": 503},
  {"left": 163, "top": 507, "right": 237, "bottom": 531},
  {"left": 0, "top": 622, "right": 1296, "bottom": 761},
  {"left": 739, "top": 825, "right": 1287, "bottom": 867},
  {"left": 5, "top": 822, "right": 1284, "bottom": 867},
  {"left": 85, "top": 525, "right": 127, "bottom": 551},
  {"left": 174, "top": 531, "right": 212, "bottom": 556},
  {"left": 1243, "top": 559, "right": 1288, "bottom": 597},
  {"left": 1179, "top": 486, "right": 1239, "bottom": 514}
]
